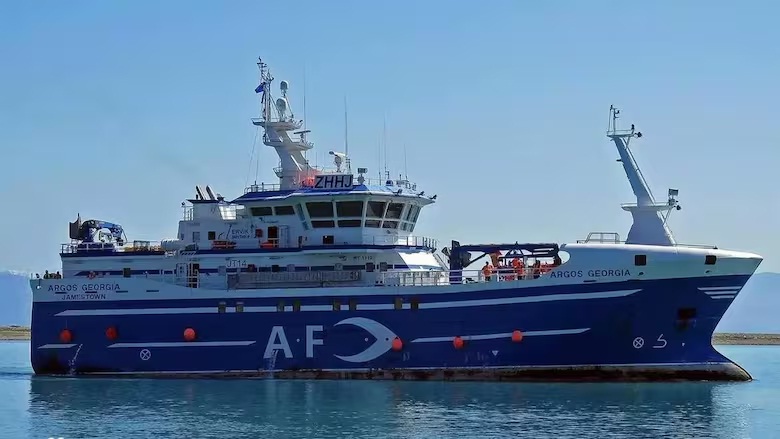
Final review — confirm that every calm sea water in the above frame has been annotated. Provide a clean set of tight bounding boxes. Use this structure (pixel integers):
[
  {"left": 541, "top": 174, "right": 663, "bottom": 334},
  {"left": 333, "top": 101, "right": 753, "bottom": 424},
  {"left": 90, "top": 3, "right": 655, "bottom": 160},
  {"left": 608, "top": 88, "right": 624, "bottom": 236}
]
[{"left": 1, "top": 342, "right": 779, "bottom": 438}]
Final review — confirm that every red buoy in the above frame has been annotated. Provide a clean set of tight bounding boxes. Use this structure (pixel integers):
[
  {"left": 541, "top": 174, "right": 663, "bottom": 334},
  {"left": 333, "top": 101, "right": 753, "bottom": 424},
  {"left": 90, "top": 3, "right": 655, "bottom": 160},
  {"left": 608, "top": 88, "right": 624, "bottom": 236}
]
[
  {"left": 453, "top": 336, "right": 464, "bottom": 349},
  {"left": 59, "top": 329, "right": 72, "bottom": 343},
  {"left": 391, "top": 337, "right": 403, "bottom": 351},
  {"left": 183, "top": 327, "right": 196, "bottom": 341},
  {"left": 512, "top": 330, "right": 524, "bottom": 343},
  {"left": 105, "top": 326, "right": 118, "bottom": 341}
]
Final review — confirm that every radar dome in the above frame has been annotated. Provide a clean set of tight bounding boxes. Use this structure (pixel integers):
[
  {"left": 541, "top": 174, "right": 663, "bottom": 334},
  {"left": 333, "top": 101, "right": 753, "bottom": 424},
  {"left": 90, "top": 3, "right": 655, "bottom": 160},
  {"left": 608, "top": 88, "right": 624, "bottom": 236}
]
[
  {"left": 275, "top": 97, "right": 288, "bottom": 114},
  {"left": 280, "top": 80, "right": 289, "bottom": 91}
]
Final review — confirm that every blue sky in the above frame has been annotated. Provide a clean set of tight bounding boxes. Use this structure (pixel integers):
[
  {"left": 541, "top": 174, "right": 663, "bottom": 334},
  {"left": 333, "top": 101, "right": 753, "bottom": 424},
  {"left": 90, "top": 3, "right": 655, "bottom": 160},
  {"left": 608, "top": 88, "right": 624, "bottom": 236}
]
[{"left": 1, "top": 0, "right": 778, "bottom": 273}]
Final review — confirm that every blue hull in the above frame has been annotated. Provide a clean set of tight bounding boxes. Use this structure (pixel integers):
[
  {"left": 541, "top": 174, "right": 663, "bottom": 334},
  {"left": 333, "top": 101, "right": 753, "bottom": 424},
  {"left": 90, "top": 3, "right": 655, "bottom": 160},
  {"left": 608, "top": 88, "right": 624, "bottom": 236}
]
[{"left": 30, "top": 275, "right": 751, "bottom": 381}]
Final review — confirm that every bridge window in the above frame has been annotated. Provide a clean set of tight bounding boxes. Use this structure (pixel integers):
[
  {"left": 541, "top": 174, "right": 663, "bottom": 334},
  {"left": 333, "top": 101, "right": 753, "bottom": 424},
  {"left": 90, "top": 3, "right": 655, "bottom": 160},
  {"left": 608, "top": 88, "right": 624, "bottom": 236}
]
[
  {"left": 386, "top": 203, "right": 404, "bottom": 219},
  {"left": 365, "top": 219, "right": 380, "bottom": 228},
  {"left": 401, "top": 223, "right": 411, "bottom": 231},
  {"left": 307, "top": 202, "right": 334, "bottom": 218},
  {"left": 338, "top": 220, "right": 361, "bottom": 227},
  {"left": 366, "top": 201, "right": 386, "bottom": 218},
  {"left": 275, "top": 205, "right": 295, "bottom": 215},
  {"left": 251, "top": 206, "right": 273, "bottom": 216},
  {"left": 337, "top": 201, "right": 363, "bottom": 217},
  {"left": 404, "top": 204, "right": 417, "bottom": 221},
  {"left": 408, "top": 205, "right": 420, "bottom": 222},
  {"left": 312, "top": 220, "right": 336, "bottom": 228},
  {"left": 382, "top": 221, "right": 398, "bottom": 229}
]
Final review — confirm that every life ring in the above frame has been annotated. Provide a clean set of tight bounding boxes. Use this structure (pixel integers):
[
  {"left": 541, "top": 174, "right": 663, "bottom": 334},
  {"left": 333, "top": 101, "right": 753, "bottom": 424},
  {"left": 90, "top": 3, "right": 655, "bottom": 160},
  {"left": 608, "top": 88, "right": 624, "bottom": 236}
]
[{"left": 87, "top": 272, "right": 96, "bottom": 279}]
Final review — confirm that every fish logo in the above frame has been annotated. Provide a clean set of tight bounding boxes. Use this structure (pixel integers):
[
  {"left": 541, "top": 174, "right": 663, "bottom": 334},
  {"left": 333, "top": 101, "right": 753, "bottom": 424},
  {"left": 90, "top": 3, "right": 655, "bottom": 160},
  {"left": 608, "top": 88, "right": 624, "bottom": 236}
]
[{"left": 333, "top": 317, "right": 398, "bottom": 363}]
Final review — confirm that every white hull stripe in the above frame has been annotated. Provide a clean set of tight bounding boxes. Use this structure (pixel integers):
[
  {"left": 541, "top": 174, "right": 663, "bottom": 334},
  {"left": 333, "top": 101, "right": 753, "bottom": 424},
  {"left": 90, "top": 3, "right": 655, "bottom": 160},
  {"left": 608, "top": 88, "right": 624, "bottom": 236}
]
[
  {"left": 37, "top": 344, "right": 77, "bottom": 349},
  {"left": 703, "top": 290, "right": 738, "bottom": 296},
  {"left": 108, "top": 341, "right": 256, "bottom": 348},
  {"left": 711, "top": 295, "right": 736, "bottom": 300},
  {"left": 54, "top": 289, "right": 642, "bottom": 317},
  {"left": 411, "top": 328, "right": 589, "bottom": 343},
  {"left": 698, "top": 286, "right": 742, "bottom": 291}
]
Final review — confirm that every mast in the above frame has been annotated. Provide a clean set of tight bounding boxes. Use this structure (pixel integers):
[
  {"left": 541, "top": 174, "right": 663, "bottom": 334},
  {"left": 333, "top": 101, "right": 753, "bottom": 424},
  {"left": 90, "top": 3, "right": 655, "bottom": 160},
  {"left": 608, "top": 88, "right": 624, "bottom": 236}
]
[
  {"left": 607, "top": 106, "right": 680, "bottom": 246},
  {"left": 252, "top": 57, "right": 315, "bottom": 190}
]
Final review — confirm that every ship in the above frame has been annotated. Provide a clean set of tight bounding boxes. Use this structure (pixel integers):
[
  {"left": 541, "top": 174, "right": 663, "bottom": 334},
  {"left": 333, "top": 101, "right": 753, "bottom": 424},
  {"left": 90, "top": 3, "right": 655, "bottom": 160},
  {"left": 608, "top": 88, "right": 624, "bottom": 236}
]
[{"left": 28, "top": 58, "right": 763, "bottom": 381}]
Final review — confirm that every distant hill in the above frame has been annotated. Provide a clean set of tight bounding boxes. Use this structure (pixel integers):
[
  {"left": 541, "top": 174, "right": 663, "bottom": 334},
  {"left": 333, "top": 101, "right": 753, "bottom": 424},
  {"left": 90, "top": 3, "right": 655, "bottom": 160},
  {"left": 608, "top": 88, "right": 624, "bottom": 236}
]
[
  {"left": 0, "top": 270, "right": 778, "bottom": 332},
  {"left": 0, "top": 271, "right": 32, "bottom": 326},
  {"left": 716, "top": 272, "right": 780, "bottom": 333}
]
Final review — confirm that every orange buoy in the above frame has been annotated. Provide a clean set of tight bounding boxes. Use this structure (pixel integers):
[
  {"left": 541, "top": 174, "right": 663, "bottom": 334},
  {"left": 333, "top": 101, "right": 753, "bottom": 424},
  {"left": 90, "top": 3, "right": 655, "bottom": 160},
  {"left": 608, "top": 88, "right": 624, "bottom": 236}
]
[
  {"left": 59, "top": 329, "right": 72, "bottom": 343},
  {"left": 183, "top": 327, "right": 196, "bottom": 342},
  {"left": 453, "top": 336, "right": 464, "bottom": 349},
  {"left": 511, "top": 330, "right": 524, "bottom": 343},
  {"left": 391, "top": 337, "right": 403, "bottom": 351},
  {"left": 105, "top": 326, "right": 118, "bottom": 341}
]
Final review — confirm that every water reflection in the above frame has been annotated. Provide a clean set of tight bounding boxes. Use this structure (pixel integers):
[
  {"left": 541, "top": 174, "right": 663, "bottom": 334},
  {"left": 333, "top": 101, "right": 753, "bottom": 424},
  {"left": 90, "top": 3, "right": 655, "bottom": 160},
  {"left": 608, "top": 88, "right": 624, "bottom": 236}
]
[{"left": 28, "top": 377, "right": 749, "bottom": 439}]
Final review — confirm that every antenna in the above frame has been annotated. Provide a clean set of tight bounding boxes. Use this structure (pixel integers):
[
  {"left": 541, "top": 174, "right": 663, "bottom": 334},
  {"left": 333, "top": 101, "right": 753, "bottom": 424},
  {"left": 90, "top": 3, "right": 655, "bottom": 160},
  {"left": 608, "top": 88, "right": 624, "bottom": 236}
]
[
  {"left": 344, "top": 96, "right": 350, "bottom": 171},
  {"left": 303, "top": 65, "right": 307, "bottom": 130},
  {"left": 378, "top": 120, "right": 382, "bottom": 181},
  {"left": 404, "top": 142, "right": 408, "bottom": 180},
  {"left": 383, "top": 114, "right": 388, "bottom": 179}
]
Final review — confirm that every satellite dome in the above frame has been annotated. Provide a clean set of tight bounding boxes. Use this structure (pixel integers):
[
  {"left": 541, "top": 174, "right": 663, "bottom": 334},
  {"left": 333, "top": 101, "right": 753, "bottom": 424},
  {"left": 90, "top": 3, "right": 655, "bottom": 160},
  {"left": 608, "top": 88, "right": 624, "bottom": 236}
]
[{"left": 280, "top": 80, "right": 289, "bottom": 92}]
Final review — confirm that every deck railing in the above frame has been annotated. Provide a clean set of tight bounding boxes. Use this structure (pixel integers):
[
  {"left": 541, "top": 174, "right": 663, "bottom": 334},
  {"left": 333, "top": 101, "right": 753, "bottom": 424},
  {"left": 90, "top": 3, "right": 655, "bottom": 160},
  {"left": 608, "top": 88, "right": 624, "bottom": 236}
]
[
  {"left": 364, "top": 235, "right": 437, "bottom": 249},
  {"left": 377, "top": 267, "right": 550, "bottom": 286},
  {"left": 60, "top": 240, "right": 166, "bottom": 255},
  {"left": 243, "top": 175, "right": 419, "bottom": 193},
  {"left": 576, "top": 231, "right": 717, "bottom": 249},
  {"left": 58, "top": 234, "right": 436, "bottom": 256}
]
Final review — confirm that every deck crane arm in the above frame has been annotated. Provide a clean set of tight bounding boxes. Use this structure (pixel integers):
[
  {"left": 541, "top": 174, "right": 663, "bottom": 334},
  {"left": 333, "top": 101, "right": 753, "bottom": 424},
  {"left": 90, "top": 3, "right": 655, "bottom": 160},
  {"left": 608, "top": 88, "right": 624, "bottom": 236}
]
[{"left": 72, "top": 219, "right": 125, "bottom": 245}]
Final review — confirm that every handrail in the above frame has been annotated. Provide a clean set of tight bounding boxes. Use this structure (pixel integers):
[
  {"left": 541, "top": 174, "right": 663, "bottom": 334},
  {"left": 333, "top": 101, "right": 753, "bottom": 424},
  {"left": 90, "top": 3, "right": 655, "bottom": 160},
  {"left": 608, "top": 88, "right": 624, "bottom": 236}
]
[
  {"left": 577, "top": 232, "right": 622, "bottom": 244},
  {"left": 243, "top": 176, "right": 420, "bottom": 194},
  {"left": 59, "top": 235, "right": 437, "bottom": 254},
  {"left": 377, "top": 266, "right": 553, "bottom": 286},
  {"left": 61, "top": 240, "right": 167, "bottom": 254},
  {"left": 363, "top": 235, "right": 437, "bottom": 249}
]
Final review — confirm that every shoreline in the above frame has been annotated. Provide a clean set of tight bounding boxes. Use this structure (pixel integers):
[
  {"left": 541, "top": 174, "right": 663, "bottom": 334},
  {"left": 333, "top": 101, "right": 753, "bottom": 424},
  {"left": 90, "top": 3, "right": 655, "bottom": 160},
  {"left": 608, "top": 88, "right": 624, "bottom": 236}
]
[{"left": 2, "top": 326, "right": 780, "bottom": 345}]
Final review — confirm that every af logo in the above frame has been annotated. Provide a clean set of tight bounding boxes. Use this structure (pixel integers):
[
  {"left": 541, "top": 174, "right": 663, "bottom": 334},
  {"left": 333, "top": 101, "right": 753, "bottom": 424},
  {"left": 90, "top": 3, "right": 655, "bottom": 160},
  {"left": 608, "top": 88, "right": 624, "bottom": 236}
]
[{"left": 263, "top": 317, "right": 399, "bottom": 363}]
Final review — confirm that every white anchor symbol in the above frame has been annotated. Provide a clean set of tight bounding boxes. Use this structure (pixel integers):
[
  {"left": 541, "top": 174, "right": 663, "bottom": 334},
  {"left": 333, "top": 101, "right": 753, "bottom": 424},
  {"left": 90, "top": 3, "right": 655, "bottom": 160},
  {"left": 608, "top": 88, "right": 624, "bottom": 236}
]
[{"left": 139, "top": 349, "right": 152, "bottom": 361}]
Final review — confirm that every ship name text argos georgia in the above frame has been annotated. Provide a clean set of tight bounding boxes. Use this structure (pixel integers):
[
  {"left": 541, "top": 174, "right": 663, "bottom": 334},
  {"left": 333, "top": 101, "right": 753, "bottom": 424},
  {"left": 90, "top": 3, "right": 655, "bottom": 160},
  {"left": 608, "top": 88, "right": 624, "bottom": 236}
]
[{"left": 29, "top": 58, "right": 763, "bottom": 381}]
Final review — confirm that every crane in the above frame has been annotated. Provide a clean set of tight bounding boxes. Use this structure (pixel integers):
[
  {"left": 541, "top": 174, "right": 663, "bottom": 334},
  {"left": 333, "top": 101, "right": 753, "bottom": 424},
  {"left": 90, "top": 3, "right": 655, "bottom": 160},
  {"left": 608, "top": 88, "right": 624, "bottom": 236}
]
[{"left": 69, "top": 215, "right": 125, "bottom": 245}]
